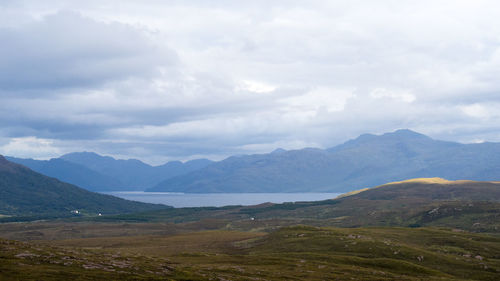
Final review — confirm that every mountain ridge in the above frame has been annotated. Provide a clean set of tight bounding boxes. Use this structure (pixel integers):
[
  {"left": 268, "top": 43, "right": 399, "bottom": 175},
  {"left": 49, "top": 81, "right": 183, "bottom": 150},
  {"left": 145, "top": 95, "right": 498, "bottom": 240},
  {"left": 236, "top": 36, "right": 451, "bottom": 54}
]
[
  {"left": 0, "top": 155, "right": 167, "bottom": 219},
  {"left": 6, "top": 153, "right": 213, "bottom": 191},
  {"left": 5, "top": 156, "right": 124, "bottom": 191},
  {"left": 149, "top": 129, "right": 500, "bottom": 193},
  {"left": 6, "top": 129, "right": 500, "bottom": 194}
]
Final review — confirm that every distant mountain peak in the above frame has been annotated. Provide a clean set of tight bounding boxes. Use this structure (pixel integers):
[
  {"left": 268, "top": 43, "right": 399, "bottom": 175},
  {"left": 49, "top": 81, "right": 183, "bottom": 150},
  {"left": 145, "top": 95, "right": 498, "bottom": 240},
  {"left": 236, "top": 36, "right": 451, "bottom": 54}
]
[
  {"left": 384, "top": 129, "right": 431, "bottom": 139},
  {"left": 63, "top": 151, "right": 98, "bottom": 156},
  {"left": 353, "top": 133, "right": 377, "bottom": 141},
  {"left": 61, "top": 151, "right": 112, "bottom": 160},
  {"left": 344, "top": 129, "right": 431, "bottom": 146},
  {"left": 271, "top": 148, "right": 287, "bottom": 154}
]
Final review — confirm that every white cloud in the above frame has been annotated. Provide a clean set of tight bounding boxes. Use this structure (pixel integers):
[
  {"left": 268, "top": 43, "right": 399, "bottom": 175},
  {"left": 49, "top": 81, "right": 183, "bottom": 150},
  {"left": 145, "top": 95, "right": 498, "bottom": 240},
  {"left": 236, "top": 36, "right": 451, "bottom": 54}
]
[
  {"left": 370, "top": 88, "right": 416, "bottom": 103},
  {"left": 237, "top": 80, "right": 277, "bottom": 93},
  {"left": 460, "top": 104, "right": 488, "bottom": 119},
  {"left": 281, "top": 87, "right": 354, "bottom": 115},
  {"left": 458, "top": 103, "right": 500, "bottom": 120},
  {"left": 0, "top": 137, "right": 61, "bottom": 159}
]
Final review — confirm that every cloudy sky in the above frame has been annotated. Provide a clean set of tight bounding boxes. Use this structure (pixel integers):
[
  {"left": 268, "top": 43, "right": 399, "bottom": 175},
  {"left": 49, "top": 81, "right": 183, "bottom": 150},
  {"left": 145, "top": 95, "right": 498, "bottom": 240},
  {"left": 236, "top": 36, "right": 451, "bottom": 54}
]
[{"left": 1, "top": 0, "right": 500, "bottom": 164}]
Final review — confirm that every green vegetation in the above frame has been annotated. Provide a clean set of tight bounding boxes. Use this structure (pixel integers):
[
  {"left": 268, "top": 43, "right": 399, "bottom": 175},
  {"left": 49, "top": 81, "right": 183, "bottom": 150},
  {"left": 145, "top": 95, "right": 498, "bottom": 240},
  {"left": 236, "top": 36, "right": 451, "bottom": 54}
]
[
  {"left": 1, "top": 174, "right": 499, "bottom": 279},
  {"left": 0, "top": 237, "right": 205, "bottom": 280},
  {"left": 81, "top": 179, "right": 500, "bottom": 234},
  {"left": 1, "top": 226, "right": 499, "bottom": 280},
  {"left": 0, "top": 156, "right": 168, "bottom": 219}
]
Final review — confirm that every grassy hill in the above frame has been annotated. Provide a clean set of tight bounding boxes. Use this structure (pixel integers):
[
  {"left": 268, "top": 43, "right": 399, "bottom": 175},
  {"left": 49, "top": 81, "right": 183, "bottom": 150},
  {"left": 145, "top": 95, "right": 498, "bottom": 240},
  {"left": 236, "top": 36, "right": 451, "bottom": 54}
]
[
  {"left": 0, "top": 156, "right": 168, "bottom": 220},
  {"left": 109, "top": 178, "right": 500, "bottom": 233},
  {"left": 1, "top": 177, "right": 499, "bottom": 280}
]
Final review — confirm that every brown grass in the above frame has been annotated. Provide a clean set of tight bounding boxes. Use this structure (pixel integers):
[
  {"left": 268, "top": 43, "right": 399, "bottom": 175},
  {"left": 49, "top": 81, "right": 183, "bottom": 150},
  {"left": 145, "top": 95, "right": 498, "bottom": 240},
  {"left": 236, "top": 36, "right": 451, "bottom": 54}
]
[{"left": 42, "top": 230, "right": 267, "bottom": 257}]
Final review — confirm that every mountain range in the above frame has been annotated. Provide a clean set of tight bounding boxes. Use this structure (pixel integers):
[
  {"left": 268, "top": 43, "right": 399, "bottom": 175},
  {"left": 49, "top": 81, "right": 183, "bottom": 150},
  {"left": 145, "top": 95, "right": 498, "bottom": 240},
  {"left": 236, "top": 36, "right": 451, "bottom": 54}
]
[
  {"left": 6, "top": 129, "right": 500, "bottom": 193},
  {"left": 149, "top": 129, "right": 500, "bottom": 193},
  {"left": 0, "top": 156, "right": 167, "bottom": 220},
  {"left": 6, "top": 152, "right": 213, "bottom": 191}
]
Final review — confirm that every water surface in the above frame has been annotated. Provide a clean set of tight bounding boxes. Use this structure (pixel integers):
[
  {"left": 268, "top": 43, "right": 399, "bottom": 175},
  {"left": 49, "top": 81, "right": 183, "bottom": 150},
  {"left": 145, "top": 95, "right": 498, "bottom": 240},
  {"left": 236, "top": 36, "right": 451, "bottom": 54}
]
[{"left": 105, "top": 192, "right": 340, "bottom": 208}]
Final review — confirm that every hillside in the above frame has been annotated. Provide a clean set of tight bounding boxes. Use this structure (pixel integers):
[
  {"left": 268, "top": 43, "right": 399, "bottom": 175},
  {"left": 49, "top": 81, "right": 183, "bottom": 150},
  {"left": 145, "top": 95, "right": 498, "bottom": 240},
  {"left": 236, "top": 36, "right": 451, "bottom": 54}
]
[
  {"left": 123, "top": 178, "right": 500, "bottom": 233},
  {"left": 0, "top": 156, "right": 167, "bottom": 219},
  {"left": 149, "top": 129, "right": 500, "bottom": 193},
  {"left": 60, "top": 152, "right": 213, "bottom": 189},
  {"left": 2, "top": 227, "right": 499, "bottom": 280},
  {"left": 1, "top": 178, "right": 499, "bottom": 280},
  {"left": 7, "top": 152, "right": 213, "bottom": 191},
  {"left": 5, "top": 157, "right": 123, "bottom": 191}
]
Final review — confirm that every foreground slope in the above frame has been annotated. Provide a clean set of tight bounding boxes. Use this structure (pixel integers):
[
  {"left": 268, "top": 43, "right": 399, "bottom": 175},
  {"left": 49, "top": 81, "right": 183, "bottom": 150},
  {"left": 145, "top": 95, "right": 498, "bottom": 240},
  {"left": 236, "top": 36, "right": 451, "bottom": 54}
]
[
  {"left": 0, "top": 156, "right": 167, "bottom": 219},
  {"left": 128, "top": 178, "right": 500, "bottom": 233},
  {"left": 1, "top": 225, "right": 499, "bottom": 280},
  {"left": 0, "top": 237, "right": 202, "bottom": 280},
  {"left": 236, "top": 178, "right": 500, "bottom": 231},
  {"left": 1, "top": 178, "right": 499, "bottom": 280},
  {"left": 150, "top": 129, "right": 500, "bottom": 192}
]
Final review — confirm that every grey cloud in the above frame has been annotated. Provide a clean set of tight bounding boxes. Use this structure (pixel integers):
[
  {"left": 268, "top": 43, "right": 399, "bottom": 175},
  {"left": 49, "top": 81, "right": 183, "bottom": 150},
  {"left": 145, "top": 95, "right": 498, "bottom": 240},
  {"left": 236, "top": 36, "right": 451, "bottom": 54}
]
[
  {"left": 0, "top": 10, "right": 177, "bottom": 92},
  {"left": 2, "top": 1, "right": 500, "bottom": 163}
]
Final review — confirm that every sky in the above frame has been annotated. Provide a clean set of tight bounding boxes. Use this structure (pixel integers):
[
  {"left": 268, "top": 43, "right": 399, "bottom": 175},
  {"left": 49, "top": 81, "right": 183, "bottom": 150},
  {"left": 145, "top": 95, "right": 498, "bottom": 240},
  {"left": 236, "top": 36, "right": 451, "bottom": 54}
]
[{"left": 1, "top": 0, "right": 500, "bottom": 164}]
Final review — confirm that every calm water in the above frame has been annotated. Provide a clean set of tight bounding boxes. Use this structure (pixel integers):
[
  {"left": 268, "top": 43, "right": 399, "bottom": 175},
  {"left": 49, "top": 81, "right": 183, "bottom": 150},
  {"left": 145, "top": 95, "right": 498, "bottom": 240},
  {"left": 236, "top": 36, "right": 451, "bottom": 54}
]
[{"left": 105, "top": 192, "right": 340, "bottom": 208}]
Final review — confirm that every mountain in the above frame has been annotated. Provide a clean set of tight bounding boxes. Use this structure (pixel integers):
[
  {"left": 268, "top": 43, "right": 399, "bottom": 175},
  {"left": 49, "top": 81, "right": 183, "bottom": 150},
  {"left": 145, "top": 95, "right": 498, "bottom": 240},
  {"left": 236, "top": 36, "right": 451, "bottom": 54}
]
[
  {"left": 0, "top": 155, "right": 167, "bottom": 219},
  {"left": 7, "top": 152, "right": 213, "bottom": 191},
  {"left": 149, "top": 129, "right": 500, "bottom": 193},
  {"left": 5, "top": 157, "right": 123, "bottom": 191},
  {"left": 60, "top": 152, "right": 213, "bottom": 189}
]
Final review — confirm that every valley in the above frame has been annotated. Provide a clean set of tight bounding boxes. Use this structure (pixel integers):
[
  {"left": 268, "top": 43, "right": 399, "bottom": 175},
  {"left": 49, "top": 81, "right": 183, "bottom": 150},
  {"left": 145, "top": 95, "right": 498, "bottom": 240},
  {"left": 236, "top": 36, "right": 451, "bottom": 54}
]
[
  {"left": 1, "top": 172, "right": 499, "bottom": 280},
  {"left": 3, "top": 2, "right": 499, "bottom": 279},
  {"left": 1, "top": 131, "right": 500, "bottom": 280}
]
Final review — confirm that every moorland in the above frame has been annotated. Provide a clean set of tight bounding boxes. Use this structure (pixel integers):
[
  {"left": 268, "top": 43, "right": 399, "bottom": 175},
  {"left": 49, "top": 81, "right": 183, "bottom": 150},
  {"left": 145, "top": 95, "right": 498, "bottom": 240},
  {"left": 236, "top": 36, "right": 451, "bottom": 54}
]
[
  {"left": 1, "top": 130, "right": 500, "bottom": 280},
  {"left": 1, "top": 171, "right": 499, "bottom": 280}
]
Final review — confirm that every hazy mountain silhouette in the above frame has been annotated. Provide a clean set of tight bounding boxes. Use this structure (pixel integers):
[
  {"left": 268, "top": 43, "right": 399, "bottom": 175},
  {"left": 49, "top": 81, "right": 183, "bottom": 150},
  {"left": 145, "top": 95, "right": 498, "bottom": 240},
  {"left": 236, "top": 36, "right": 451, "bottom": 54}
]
[
  {"left": 0, "top": 156, "right": 166, "bottom": 218},
  {"left": 149, "top": 129, "right": 500, "bottom": 193},
  {"left": 5, "top": 156, "right": 123, "bottom": 191},
  {"left": 7, "top": 153, "right": 213, "bottom": 191}
]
